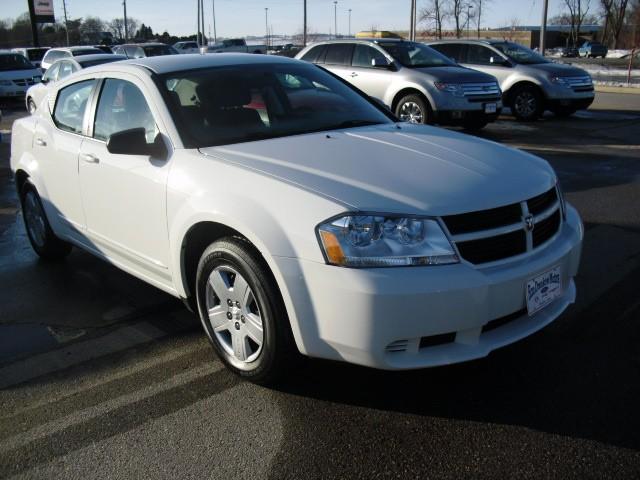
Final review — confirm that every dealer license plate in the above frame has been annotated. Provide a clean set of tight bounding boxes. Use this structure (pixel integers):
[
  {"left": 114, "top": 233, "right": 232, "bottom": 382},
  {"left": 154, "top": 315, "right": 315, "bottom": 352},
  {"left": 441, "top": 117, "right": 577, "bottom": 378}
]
[
  {"left": 526, "top": 266, "right": 562, "bottom": 316},
  {"left": 484, "top": 103, "right": 497, "bottom": 114}
]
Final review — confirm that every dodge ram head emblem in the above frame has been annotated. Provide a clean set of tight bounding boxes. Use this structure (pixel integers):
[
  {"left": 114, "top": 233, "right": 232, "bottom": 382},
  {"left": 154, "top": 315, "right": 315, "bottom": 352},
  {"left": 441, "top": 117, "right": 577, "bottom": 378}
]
[{"left": 524, "top": 214, "right": 535, "bottom": 231}]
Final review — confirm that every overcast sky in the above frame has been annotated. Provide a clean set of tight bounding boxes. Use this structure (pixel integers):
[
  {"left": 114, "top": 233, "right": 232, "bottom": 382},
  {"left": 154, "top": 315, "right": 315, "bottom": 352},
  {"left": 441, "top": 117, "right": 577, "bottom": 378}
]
[{"left": 5, "top": 0, "right": 570, "bottom": 37}]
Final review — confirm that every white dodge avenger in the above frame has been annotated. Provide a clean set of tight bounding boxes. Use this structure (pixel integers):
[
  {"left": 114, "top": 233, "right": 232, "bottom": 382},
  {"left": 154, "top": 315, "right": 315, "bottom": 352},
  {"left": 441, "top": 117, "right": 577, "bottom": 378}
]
[{"left": 11, "top": 54, "right": 582, "bottom": 383}]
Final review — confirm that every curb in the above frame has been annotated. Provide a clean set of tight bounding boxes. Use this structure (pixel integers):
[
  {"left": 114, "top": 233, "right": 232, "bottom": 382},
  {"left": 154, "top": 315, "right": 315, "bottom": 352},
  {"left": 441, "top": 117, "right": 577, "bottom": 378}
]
[{"left": 595, "top": 85, "right": 640, "bottom": 94}]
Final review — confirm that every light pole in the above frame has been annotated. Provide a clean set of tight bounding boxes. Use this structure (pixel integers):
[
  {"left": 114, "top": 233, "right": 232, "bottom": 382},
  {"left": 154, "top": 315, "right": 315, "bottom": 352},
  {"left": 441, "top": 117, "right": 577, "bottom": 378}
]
[
  {"left": 62, "top": 0, "right": 70, "bottom": 46},
  {"left": 212, "top": 0, "right": 217, "bottom": 43},
  {"left": 303, "top": 0, "right": 307, "bottom": 46},
  {"left": 540, "top": 0, "right": 549, "bottom": 55},
  {"left": 123, "top": 0, "right": 128, "bottom": 42},
  {"left": 466, "top": 4, "right": 473, "bottom": 38},
  {"left": 409, "top": 0, "right": 416, "bottom": 41},
  {"left": 348, "top": 8, "right": 351, "bottom": 37},
  {"left": 333, "top": 1, "right": 338, "bottom": 39},
  {"left": 265, "top": 7, "right": 269, "bottom": 48}
]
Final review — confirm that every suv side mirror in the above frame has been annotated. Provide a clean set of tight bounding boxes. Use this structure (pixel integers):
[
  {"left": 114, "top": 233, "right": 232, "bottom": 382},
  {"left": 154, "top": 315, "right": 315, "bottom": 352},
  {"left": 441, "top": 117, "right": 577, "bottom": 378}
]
[
  {"left": 371, "top": 57, "right": 391, "bottom": 69},
  {"left": 107, "top": 128, "right": 167, "bottom": 158},
  {"left": 490, "top": 56, "right": 510, "bottom": 66}
]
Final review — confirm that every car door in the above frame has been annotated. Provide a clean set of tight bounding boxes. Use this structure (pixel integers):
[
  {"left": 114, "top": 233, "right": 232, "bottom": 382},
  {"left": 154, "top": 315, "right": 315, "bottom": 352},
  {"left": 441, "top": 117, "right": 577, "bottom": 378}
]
[
  {"left": 78, "top": 75, "right": 172, "bottom": 284},
  {"left": 34, "top": 78, "right": 96, "bottom": 238},
  {"left": 462, "top": 44, "right": 512, "bottom": 86},
  {"left": 322, "top": 44, "right": 355, "bottom": 81},
  {"left": 347, "top": 44, "right": 395, "bottom": 102}
]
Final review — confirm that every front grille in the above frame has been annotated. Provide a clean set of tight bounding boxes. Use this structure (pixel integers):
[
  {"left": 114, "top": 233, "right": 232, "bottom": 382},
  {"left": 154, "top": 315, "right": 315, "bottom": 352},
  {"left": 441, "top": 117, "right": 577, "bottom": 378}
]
[
  {"left": 461, "top": 82, "right": 501, "bottom": 98},
  {"left": 419, "top": 332, "right": 456, "bottom": 349},
  {"left": 563, "top": 75, "right": 593, "bottom": 93},
  {"left": 12, "top": 78, "right": 35, "bottom": 87},
  {"left": 442, "top": 187, "right": 562, "bottom": 265}
]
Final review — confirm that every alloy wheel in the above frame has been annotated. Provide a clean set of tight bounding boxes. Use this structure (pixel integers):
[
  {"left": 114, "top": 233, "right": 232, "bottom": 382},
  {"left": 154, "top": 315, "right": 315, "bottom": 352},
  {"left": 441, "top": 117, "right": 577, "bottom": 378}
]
[
  {"left": 514, "top": 91, "right": 537, "bottom": 118},
  {"left": 398, "top": 101, "right": 424, "bottom": 124}
]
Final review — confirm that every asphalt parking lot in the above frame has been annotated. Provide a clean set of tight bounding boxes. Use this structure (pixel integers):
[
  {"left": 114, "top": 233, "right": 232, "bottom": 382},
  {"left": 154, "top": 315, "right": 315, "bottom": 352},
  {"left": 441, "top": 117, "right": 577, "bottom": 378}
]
[{"left": 1, "top": 92, "right": 639, "bottom": 479}]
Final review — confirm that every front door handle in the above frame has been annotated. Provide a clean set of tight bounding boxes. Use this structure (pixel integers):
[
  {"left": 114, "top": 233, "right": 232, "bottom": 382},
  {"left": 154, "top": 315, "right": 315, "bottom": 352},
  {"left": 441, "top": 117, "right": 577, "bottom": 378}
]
[
  {"left": 349, "top": 72, "right": 358, "bottom": 77},
  {"left": 35, "top": 138, "right": 46, "bottom": 147},
  {"left": 81, "top": 153, "right": 100, "bottom": 164}
]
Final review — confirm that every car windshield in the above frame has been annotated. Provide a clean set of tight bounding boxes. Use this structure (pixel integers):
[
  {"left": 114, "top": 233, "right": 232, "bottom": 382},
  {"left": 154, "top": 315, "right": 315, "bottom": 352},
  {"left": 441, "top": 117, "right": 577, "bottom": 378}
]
[
  {"left": 492, "top": 42, "right": 549, "bottom": 65},
  {"left": 26, "top": 48, "right": 49, "bottom": 61},
  {"left": 72, "top": 48, "right": 103, "bottom": 57},
  {"left": 161, "top": 63, "right": 392, "bottom": 148},
  {"left": 0, "top": 54, "right": 35, "bottom": 71},
  {"left": 379, "top": 41, "right": 455, "bottom": 68},
  {"left": 78, "top": 57, "right": 125, "bottom": 68},
  {"left": 143, "top": 45, "right": 178, "bottom": 56}
]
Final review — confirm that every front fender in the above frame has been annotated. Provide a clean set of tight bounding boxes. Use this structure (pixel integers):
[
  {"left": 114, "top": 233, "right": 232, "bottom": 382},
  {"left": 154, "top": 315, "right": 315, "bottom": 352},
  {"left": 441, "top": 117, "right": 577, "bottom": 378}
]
[{"left": 384, "top": 81, "right": 435, "bottom": 112}]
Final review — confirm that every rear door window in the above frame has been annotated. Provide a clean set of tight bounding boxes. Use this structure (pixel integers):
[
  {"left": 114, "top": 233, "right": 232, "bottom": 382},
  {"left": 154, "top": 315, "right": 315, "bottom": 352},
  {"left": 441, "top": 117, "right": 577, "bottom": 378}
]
[
  {"left": 324, "top": 44, "right": 354, "bottom": 66},
  {"left": 352, "top": 45, "right": 384, "bottom": 68},
  {"left": 432, "top": 43, "right": 462, "bottom": 62},
  {"left": 465, "top": 45, "right": 494, "bottom": 65},
  {"left": 53, "top": 80, "right": 95, "bottom": 134}
]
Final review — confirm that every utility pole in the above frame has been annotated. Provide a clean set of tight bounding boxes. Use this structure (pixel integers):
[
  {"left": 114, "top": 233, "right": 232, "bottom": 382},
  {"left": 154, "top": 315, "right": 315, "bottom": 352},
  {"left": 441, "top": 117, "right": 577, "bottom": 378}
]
[
  {"left": 303, "top": 0, "right": 307, "bottom": 46},
  {"left": 212, "top": 0, "right": 217, "bottom": 43},
  {"left": 201, "top": 0, "right": 206, "bottom": 45},
  {"left": 123, "top": 0, "right": 129, "bottom": 42},
  {"left": 348, "top": 9, "right": 352, "bottom": 37},
  {"left": 197, "top": 0, "right": 201, "bottom": 46},
  {"left": 540, "top": 0, "right": 548, "bottom": 55},
  {"left": 265, "top": 8, "right": 269, "bottom": 48},
  {"left": 334, "top": 1, "right": 338, "bottom": 39},
  {"left": 409, "top": 0, "right": 416, "bottom": 41},
  {"left": 62, "top": 0, "right": 70, "bottom": 46},
  {"left": 466, "top": 4, "right": 473, "bottom": 38},
  {"left": 27, "top": 0, "right": 40, "bottom": 47}
]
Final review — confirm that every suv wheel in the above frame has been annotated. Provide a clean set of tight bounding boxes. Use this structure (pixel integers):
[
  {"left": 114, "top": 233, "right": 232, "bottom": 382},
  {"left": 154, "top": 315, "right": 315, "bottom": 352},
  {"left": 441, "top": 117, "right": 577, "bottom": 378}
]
[
  {"left": 20, "top": 181, "right": 72, "bottom": 260},
  {"left": 195, "top": 237, "right": 295, "bottom": 385},
  {"left": 510, "top": 85, "right": 542, "bottom": 121},
  {"left": 395, "top": 94, "right": 432, "bottom": 124}
]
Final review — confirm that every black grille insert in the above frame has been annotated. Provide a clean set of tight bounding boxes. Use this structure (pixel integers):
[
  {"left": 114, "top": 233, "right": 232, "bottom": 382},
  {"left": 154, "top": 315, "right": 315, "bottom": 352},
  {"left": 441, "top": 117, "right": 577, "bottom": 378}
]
[
  {"left": 457, "top": 230, "right": 526, "bottom": 264},
  {"left": 419, "top": 332, "right": 457, "bottom": 349},
  {"left": 442, "top": 203, "right": 522, "bottom": 235},
  {"left": 533, "top": 210, "right": 561, "bottom": 248},
  {"left": 527, "top": 188, "right": 557, "bottom": 216},
  {"left": 482, "top": 308, "right": 527, "bottom": 333}
]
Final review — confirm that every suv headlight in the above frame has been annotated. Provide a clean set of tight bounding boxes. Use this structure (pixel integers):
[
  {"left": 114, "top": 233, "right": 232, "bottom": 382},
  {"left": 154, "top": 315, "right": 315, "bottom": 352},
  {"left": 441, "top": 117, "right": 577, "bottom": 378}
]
[
  {"left": 434, "top": 82, "right": 465, "bottom": 97},
  {"left": 317, "top": 214, "right": 459, "bottom": 267},
  {"left": 549, "top": 75, "right": 571, "bottom": 88},
  {"left": 32, "top": 75, "right": 42, "bottom": 83}
]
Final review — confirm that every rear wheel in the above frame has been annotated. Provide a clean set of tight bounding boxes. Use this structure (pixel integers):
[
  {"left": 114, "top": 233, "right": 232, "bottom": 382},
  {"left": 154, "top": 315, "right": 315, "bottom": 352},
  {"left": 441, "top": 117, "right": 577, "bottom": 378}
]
[
  {"left": 195, "top": 237, "right": 295, "bottom": 385},
  {"left": 20, "top": 182, "right": 72, "bottom": 260},
  {"left": 510, "top": 85, "right": 542, "bottom": 121},
  {"left": 395, "top": 94, "right": 432, "bottom": 124}
]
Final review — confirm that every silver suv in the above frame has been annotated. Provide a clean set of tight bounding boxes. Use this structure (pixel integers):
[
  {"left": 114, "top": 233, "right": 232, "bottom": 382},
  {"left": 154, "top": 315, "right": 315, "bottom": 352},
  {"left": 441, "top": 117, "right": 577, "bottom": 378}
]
[
  {"left": 296, "top": 39, "right": 502, "bottom": 130},
  {"left": 428, "top": 39, "right": 595, "bottom": 121}
]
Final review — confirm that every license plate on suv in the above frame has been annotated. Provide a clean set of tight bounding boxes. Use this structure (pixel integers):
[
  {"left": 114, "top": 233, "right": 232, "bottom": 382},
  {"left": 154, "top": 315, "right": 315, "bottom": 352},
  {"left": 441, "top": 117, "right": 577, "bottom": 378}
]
[
  {"left": 484, "top": 103, "right": 497, "bottom": 114},
  {"left": 526, "top": 266, "right": 562, "bottom": 315}
]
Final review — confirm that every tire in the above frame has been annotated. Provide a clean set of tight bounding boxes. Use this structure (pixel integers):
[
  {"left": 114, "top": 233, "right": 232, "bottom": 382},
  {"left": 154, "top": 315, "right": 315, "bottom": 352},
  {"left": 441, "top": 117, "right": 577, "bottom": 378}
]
[
  {"left": 195, "top": 237, "right": 295, "bottom": 385},
  {"left": 27, "top": 97, "right": 36, "bottom": 114},
  {"left": 510, "top": 85, "right": 542, "bottom": 121},
  {"left": 395, "top": 94, "right": 432, "bottom": 125},
  {"left": 552, "top": 107, "right": 577, "bottom": 118},
  {"left": 20, "top": 181, "right": 72, "bottom": 260},
  {"left": 462, "top": 119, "right": 489, "bottom": 131}
]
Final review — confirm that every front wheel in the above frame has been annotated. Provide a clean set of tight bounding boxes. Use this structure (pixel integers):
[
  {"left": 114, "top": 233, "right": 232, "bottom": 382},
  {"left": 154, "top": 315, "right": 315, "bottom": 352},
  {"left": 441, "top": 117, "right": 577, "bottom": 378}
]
[
  {"left": 27, "top": 97, "right": 36, "bottom": 114},
  {"left": 20, "top": 182, "right": 72, "bottom": 260},
  {"left": 510, "top": 85, "right": 542, "bottom": 121},
  {"left": 195, "top": 237, "right": 295, "bottom": 385},
  {"left": 395, "top": 94, "right": 432, "bottom": 124}
]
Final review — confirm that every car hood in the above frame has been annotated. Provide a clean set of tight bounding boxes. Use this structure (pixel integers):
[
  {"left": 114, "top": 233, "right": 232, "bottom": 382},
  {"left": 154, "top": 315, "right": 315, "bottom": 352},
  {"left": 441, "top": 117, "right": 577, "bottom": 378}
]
[
  {"left": 200, "top": 124, "right": 556, "bottom": 216},
  {"left": 520, "top": 61, "right": 589, "bottom": 77},
  {"left": 411, "top": 65, "right": 496, "bottom": 83},
  {"left": 0, "top": 68, "right": 41, "bottom": 80}
]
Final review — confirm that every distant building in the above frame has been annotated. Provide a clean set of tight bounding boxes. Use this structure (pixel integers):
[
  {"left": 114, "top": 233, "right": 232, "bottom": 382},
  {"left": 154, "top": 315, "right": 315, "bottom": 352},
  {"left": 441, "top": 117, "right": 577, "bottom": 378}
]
[{"left": 355, "top": 31, "right": 404, "bottom": 39}]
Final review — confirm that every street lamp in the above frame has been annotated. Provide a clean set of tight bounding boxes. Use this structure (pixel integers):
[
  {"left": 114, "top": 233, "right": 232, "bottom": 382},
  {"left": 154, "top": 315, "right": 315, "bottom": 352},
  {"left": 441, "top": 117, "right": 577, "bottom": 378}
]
[
  {"left": 334, "top": 1, "right": 338, "bottom": 39},
  {"left": 265, "top": 7, "right": 269, "bottom": 48},
  {"left": 466, "top": 4, "right": 473, "bottom": 38},
  {"left": 348, "top": 8, "right": 352, "bottom": 37}
]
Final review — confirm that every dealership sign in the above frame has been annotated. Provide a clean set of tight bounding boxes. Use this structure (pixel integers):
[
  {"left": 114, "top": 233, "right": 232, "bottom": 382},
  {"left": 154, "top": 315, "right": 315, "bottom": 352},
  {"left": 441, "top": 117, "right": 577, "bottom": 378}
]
[{"left": 34, "top": 0, "right": 55, "bottom": 23}]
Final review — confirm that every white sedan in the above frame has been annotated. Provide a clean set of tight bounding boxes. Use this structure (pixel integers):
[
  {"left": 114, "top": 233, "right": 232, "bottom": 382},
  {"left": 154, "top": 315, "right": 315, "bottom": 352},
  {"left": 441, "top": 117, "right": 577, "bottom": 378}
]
[{"left": 10, "top": 54, "right": 583, "bottom": 384}]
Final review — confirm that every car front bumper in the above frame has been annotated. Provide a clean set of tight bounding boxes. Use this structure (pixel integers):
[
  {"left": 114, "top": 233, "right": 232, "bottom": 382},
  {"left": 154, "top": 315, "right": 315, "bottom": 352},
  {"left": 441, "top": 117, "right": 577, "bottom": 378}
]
[{"left": 275, "top": 204, "right": 583, "bottom": 370}]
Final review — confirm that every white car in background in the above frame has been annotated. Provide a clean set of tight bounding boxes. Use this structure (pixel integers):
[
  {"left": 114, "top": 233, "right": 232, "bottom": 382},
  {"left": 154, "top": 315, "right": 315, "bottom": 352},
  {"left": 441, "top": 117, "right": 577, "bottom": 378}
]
[
  {"left": 11, "top": 47, "right": 50, "bottom": 69},
  {"left": 173, "top": 41, "right": 200, "bottom": 54},
  {"left": 0, "top": 52, "right": 42, "bottom": 100},
  {"left": 40, "top": 46, "right": 104, "bottom": 71},
  {"left": 26, "top": 53, "right": 126, "bottom": 113},
  {"left": 11, "top": 54, "right": 582, "bottom": 384}
]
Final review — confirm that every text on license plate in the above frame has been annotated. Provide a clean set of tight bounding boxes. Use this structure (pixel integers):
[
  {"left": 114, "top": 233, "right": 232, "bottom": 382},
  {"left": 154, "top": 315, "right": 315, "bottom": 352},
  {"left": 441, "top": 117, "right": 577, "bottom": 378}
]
[
  {"left": 526, "top": 266, "right": 562, "bottom": 315},
  {"left": 484, "top": 103, "right": 497, "bottom": 114}
]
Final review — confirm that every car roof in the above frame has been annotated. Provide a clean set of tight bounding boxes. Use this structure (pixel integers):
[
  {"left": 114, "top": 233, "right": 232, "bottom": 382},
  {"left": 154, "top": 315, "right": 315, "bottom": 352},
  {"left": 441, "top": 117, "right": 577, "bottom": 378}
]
[
  {"left": 310, "top": 38, "right": 407, "bottom": 46},
  {"left": 75, "top": 53, "right": 126, "bottom": 64},
  {"left": 427, "top": 39, "right": 509, "bottom": 45},
  {"left": 118, "top": 43, "right": 169, "bottom": 47}
]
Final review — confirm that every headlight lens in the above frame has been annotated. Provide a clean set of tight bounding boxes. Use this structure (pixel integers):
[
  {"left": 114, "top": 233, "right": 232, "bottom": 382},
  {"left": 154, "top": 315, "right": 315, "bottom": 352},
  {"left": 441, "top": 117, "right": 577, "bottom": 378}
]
[
  {"left": 434, "top": 82, "right": 464, "bottom": 97},
  {"left": 549, "top": 75, "right": 571, "bottom": 88},
  {"left": 0, "top": 80, "right": 13, "bottom": 86},
  {"left": 317, "top": 214, "right": 459, "bottom": 267}
]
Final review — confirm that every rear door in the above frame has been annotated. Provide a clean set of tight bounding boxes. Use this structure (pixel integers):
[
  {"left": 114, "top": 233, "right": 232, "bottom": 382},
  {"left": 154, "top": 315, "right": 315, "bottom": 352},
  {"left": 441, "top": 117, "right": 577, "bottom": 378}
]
[
  {"left": 462, "top": 44, "right": 511, "bottom": 85},
  {"left": 322, "top": 44, "right": 355, "bottom": 81}
]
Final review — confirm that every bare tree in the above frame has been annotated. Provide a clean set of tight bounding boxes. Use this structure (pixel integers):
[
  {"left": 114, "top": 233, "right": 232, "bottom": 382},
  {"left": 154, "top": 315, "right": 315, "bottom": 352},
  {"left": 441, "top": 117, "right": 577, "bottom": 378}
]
[
  {"left": 419, "top": 0, "right": 447, "bottom": 39},
  {"left": 474, "top": 0, "right": 492, "bottom": 38},
  {"left": 600, "top": 0, "right": 629, "bottom": 48},
  {"left": 562, "top": 0, "right": 592, "bottom": 46},
  {"left": 450, "top": 0, "right": 464, "bottom": 38},
  {"left": 108, "top": 17, "right": 139, "bottom": 42}
]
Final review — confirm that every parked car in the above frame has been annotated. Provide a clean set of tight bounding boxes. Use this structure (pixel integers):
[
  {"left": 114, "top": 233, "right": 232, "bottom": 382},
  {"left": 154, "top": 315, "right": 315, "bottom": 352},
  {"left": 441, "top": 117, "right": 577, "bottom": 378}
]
[
  {"left": 579, "top": 41, "right": 608, "bottom": 58},
  {"left": 558, "top": 46, "right": 579, "bottom": 58},
  {"left": 269, "top": 43, "right": 303, "bottom": 58},
  {"left": 173, "top": 41, "right": 200, "bottom": 54},
  {"left": 0, "top": 52, "right": 42, "bottom": 100},
  {"left": 92, "top": 45, "right": 115, "bottom": 54},
  {"left": 26, "top": 54, "right": 126, "bottom": 113},
  {"left": 112, "top": 43, "right": 179, "bottom": 58},
  {"left": 296, "top": 39, "right": 502, "bottom": 130},
  {"left": 206, "top": 38, "right": 266, "bottom": 54},
  {"left": 41, "top": 46, "right": 105, "bottom": 71},
  {"left": 11, "top": 47, "right": 50, "bottom": 69},
  {"left": 429, "top": 39, "right": 595, "bottom": 120},
  {"left": 11, "top": 54, "right": 583, "bottom": 384}
]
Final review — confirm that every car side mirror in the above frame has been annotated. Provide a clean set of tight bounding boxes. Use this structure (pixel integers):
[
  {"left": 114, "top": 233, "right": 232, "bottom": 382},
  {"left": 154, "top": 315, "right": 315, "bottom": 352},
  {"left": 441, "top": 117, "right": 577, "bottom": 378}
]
[
  {"left": 490, "top": 56, "right": 509, "bottom": 66},
  {"left": 107, "top": 128, "right": 167, "bottom": 158},
  {"left": 371, "top": 57, "right": 391, "bottom": 69},
  {"left": 41, "top": 77, "right": 49, "bottom": 84}
]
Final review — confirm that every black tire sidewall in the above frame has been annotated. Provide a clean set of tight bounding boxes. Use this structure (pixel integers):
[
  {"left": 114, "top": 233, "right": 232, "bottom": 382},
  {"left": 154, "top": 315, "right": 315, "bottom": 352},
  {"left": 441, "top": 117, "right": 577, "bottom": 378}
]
[
  {"left": 396, "top": 94, "right": 431, "bottom": 124},
  {"left": 195, "top": 238, "right": 288, "bottom": 382},
  {"left": 511, "top": 86, "right": 542, "bottom": 121}
]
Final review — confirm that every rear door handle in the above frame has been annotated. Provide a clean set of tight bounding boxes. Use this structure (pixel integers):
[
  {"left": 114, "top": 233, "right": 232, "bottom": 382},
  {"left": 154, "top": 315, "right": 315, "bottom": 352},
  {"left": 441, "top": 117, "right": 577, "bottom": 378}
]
[
  {"left": 35, "top": 138, "right": 46, "bottom": 146},
  {"left": 81, "top": 153, "right": 100, "bottom": 164}
]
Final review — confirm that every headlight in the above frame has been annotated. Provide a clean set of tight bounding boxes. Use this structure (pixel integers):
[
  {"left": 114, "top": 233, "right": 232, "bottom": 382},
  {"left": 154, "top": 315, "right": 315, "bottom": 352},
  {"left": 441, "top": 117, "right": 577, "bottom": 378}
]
[
  {"left": 317, "top": 214, "right": 459, "bottom": 267},
  {"left": 33, "top": 75, "right": 42, "bottom": 83},
  {"left": 434, "top": 82, "right": 464, "bottom": 97},
  {"left": 549, "top": 75, "right": 571, "bottom": 88},
  {"left": 0, "top": 80, "right": 12, "bottom": 86}
]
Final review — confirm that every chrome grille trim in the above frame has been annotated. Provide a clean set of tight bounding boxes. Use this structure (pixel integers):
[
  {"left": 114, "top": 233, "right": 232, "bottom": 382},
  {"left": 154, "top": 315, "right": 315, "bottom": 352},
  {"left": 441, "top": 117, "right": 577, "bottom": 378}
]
[{"left": 461, "top": 82, "right": 501, "bottom": 97}]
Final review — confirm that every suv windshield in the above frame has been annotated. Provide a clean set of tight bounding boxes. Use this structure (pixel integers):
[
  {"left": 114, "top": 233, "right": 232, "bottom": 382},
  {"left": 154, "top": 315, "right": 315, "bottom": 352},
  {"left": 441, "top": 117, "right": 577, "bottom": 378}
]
[
  {"left": 492, "top": 42, "right": 548, "bottom": 65},
  {"left": 161, "top": 63, "right": 391, "bottom": 148},
  {"left": 379, "top": 41, "right": 455, "bottom": 68},
  {"left": 0, "top": 54, "right": 35, "bottom": 71},
  {"left": 144, "top": 45, "right": 178, "bottom": 56}
]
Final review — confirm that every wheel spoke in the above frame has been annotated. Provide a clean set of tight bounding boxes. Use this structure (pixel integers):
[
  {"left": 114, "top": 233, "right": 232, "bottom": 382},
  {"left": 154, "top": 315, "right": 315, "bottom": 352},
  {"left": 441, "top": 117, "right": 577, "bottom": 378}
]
[
  {"left": 208, "top": 269, "right": 230, "bottom": 300},
  {"left": 232, "top": 273, "right": 250, "bottom": 304},
  {"left": 231, "top": 330, "right": 248, "bottom": 361},
  {"left": 208, "top": 305, "right": 228, "bottom": 331},
  {"left": 244, "top": 313, "right": 263, "bottom": 345}
]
